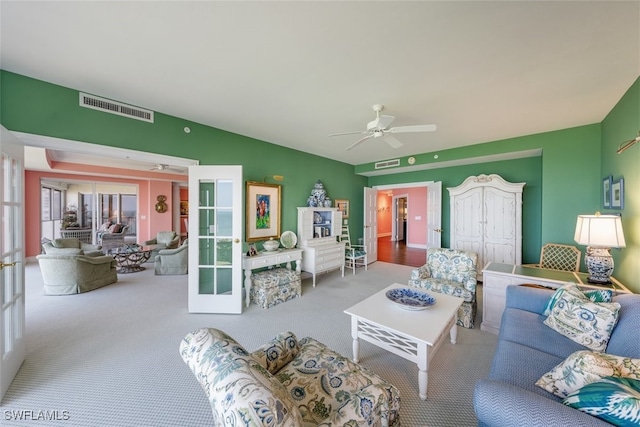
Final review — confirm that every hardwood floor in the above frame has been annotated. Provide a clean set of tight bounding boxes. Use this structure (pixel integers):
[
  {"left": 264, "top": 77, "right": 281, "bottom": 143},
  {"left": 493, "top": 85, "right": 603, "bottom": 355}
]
[{"left": 376, "top": 236, "right": 426, "bottom": 267}]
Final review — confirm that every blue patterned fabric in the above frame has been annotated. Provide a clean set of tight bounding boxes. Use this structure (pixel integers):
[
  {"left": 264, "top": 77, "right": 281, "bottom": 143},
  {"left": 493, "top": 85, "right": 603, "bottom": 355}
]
[
  {"left": 408, "top": 248, "right": 478, "bottom": 328},
  {"left": 180, "top": 328, "right": 400, "bottom": 427},
  {"left": 251, "top": 268, "right": 301, "bottom": 309},
  {"left": 563, "top": 376, "right": 640, "bottom": 426}
]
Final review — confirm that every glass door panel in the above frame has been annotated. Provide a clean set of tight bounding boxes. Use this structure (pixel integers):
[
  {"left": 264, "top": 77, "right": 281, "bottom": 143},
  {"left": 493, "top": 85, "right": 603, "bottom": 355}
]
[{"left": 188, "top": 166, "right": 242, "bottom": 313}]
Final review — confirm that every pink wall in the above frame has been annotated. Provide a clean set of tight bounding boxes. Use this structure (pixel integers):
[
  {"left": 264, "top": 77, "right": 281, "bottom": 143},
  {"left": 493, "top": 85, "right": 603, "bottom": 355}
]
[
  {"left": 26, "top": 169, "right": 180, "bottom": 257},
  {"left": 376, "top": 186, "right": 428, "bottom": 247},
  {"left": 377, "top": 193, "right": 393, "bottom": 235}
]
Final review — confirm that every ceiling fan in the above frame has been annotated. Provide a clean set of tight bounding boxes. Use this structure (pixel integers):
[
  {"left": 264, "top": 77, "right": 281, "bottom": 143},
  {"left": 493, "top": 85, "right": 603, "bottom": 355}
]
[
  {"left": 329, "top": 104, "right": 437, "bottom": 151},
  {"left": 149, "top": 164, "right": 185, "bottom": 173}
]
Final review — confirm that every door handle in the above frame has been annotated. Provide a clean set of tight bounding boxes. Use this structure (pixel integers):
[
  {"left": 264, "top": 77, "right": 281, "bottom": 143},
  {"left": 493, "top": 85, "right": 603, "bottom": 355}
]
[
  {"left": 0, "top": 261, "right": 18, "bottom": 270},
  {"left": 434, "top": 228, "right": 443, "bottom": 233},
  {"left": 234, "top": 239, "right": 240, "bottom": 243}
]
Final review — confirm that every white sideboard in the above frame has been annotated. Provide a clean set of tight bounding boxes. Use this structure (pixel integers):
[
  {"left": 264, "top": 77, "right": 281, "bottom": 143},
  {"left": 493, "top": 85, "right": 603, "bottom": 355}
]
[
  {"left": 242, "top": 248, "right": 302, "bottom": 307},
  {"left": 481, "top": 262, "right": 632, "bottom": 335}
]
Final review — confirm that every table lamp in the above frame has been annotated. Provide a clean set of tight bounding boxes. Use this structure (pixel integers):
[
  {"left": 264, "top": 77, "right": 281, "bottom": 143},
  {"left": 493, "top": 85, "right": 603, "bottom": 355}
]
[{"left": 574, "top": 213, "right": 626, "bottom": 284}]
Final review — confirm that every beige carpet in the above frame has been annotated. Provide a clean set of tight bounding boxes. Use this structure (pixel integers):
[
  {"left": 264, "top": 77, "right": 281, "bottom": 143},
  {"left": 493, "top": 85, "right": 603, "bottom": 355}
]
[{"left": 1, "top": 261, "right": 497, "bottom": 426}]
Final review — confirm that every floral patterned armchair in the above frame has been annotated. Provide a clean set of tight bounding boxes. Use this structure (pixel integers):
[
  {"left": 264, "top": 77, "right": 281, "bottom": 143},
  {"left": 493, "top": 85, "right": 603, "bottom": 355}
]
[
  {"left": 180, "top": 328, "right": 400, "bottom": 427},
  {"left": 409, "top": 247, "right": 478, "bottom": 328}
]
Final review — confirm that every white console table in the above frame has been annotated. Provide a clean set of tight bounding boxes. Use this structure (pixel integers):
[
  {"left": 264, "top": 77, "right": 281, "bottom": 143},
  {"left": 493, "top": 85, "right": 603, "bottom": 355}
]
[
  {"left": 241, "top": 248, "right": 303, "bottom": 307},
  {"left": 481, "top": 262, "right": 632, "bottom": 335}
]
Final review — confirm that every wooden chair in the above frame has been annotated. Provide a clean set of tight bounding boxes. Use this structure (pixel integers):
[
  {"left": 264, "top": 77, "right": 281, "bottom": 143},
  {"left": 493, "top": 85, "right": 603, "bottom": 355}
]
[
  {"left": 525, "top": 243, "right": 581, "bottom": 272},
  {"left": 339, "top": 225, "right": 367, "bottom": 274}
]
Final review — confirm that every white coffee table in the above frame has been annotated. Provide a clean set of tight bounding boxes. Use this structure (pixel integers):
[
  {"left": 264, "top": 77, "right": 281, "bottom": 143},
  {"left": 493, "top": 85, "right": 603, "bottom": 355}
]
[{"left": 344, "top": 283, "right": 463, "bottom": 400}]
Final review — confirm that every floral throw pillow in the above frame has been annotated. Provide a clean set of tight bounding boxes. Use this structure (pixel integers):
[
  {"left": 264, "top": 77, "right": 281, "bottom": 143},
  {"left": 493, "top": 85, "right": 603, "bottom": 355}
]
[
  {"left": 563, "top": 376, "right": 640, "bottom": 426},
  {"left": 543, "top": 284, "right": 613, "bottom": 316},
  {"left": 543, "top": 284, "right": 620, "bottom": 351},
  {"left": 536, "top": 350, "right": 640, "bottom": 398}
]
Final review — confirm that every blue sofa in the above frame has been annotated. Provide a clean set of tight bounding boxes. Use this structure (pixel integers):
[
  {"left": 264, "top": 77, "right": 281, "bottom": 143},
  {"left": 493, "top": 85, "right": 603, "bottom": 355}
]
[{"left": 474, "top": 285, "right": 640, "bottom": 426}]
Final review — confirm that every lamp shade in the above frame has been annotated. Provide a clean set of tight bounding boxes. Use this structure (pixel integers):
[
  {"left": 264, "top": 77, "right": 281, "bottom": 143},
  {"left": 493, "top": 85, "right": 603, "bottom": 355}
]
[{"left": 574, "top": 214, "right": 626, "bottom": 248}]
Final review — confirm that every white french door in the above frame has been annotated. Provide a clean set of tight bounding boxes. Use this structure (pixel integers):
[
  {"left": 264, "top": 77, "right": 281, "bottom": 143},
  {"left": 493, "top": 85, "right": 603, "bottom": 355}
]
[
  {"left": 426, "top": 181, "right": 442, "bottom": 250},
  {"left": 364, "top": 187, "right": 378, "bottom": 264},
  {"left": 188, "top": 165, "right": 243, "bottom": 313},
  {"left": 0, "top": 126, "right": 26, "bottom": 400}
]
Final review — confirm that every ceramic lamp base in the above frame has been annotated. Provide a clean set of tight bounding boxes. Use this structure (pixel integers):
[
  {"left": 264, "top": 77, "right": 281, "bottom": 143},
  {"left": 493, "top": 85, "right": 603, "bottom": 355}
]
[{"left": 585, "top": 246, "right": 614, "bottom": 284}]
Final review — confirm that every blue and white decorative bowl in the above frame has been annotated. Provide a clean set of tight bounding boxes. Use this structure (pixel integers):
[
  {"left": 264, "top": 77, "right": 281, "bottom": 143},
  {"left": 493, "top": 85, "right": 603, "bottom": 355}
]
[{"left": 386, "top": 287, "right": 436, "bottom": 310}]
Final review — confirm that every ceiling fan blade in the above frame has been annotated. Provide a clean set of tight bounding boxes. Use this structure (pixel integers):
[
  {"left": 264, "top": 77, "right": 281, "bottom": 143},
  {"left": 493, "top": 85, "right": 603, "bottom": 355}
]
[
  {"left": 345, "top": 134, "right": 373, "bottom": 151},
  {"left": 389, "top": 124, "right": 437, "bottom": 134},
  {"left": 383, "top": 135, "right": 403, "bottom": 149},
  {"left": 329, "top": 130, "right": 367, "bottom": 137},
  {"left": 376, "top": 115, "right": 395, "bottom": 130}
]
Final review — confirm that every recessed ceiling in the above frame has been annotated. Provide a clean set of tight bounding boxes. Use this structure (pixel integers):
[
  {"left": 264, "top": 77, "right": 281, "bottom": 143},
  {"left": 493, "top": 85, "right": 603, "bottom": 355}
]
[{"left": 2, "top": 1, "right": 639, "bottom": 166}]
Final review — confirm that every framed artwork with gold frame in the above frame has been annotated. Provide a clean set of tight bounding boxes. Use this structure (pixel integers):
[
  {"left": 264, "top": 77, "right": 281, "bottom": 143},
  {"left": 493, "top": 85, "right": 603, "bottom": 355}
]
[
  {"left": 335, "top": 199, "right": 349, "bottom": 218},
  {"left": 245, "top": 181, "right": 281, "bottom": 242}
]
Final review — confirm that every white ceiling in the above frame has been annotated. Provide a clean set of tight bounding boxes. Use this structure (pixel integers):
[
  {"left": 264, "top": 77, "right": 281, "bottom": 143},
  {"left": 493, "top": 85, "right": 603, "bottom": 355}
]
[{"left": 2, "top": 1, "right": 639, "bottom": 167}]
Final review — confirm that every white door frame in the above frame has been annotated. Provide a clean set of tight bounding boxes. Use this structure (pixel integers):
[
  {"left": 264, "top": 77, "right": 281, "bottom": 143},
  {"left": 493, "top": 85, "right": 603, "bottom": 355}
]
[
  {"left": 0, "top": 126, "right": 26, "bottom": 400},
  {"left": 391, "top": 194, "right": 408, "bottom": 242}
]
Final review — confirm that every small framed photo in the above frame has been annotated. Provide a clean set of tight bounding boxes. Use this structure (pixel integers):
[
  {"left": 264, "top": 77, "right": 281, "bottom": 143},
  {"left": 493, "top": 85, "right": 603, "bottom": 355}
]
[
  {"left": 335, "top": 199, "right": 349, "bottom": 219},
  {"left": 611, "top": 178, "right": 624, "bottom": 210},
  {"left": 246, "top": 244, "right": 258, "bottom": 257},
  {"left": 602, "top": 176, "right": 612, "bottom": 209}
]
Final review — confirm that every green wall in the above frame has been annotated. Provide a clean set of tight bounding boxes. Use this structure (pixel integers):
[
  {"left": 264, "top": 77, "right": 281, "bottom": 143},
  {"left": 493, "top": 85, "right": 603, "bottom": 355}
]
[
  {"left": 2, "top": 70, "right": 638, "bottom": 290},
  {"left": 366, "top": 125, "right": 601, "bottom": 266},
  {"left": 601, "top": 77, "right": 640, "bottom": 290},
  {"left": 0, "top": 70, "right": 367, "bottom": 243}
]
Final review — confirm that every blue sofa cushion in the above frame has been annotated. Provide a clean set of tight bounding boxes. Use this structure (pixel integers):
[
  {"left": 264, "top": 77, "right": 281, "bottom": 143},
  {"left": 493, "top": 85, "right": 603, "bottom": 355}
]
[
  {"left": 563, "top": 376, "right": 640, "bottom": 426},
  {"left": 499, "top": 307, "right": 587, "bottom": 359}
]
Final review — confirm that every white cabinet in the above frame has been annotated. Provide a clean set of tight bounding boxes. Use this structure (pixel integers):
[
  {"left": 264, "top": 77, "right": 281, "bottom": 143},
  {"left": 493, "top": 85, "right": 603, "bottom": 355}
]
[
  {"left": 448, "top": 174, "right": 525, "bottom": 278},
  {"left": 297, "top": 207, "right": 345, "bottom": 286}
]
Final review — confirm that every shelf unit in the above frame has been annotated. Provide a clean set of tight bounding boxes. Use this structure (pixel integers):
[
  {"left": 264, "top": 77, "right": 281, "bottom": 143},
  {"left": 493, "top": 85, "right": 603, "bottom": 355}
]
[{"left": 297, "top": 207, "right": 345, "bottom": 286}]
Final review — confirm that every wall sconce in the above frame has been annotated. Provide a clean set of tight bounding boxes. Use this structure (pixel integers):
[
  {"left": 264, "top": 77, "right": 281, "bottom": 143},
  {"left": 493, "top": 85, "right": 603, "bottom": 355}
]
[
  {"left": 574, "top": 212, "right": 626, "bottom": 284},
  {"left": 617, "top": 131, "right": 640, "bottom": 154}
]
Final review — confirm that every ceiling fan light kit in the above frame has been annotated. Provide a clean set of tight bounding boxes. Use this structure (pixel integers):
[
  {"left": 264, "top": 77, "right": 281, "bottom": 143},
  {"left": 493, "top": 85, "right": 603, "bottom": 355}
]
[{"left": 329, "top": 104, "right": 437, "bottom": 151}]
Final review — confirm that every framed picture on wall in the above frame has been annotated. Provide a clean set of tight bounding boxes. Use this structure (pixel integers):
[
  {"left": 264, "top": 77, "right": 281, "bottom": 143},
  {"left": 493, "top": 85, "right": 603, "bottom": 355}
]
[
  {"left": 245, "top": 181, "right": 281, "bottom": 242},
  {"left": 611, "top": 178, "right": 624, "bottom": 209},
  {"left": 335, "top": 199, "right": 349, "bottom": 218},
  {"left": 602, "top": 176, "right": 612, "bottom": 209}
]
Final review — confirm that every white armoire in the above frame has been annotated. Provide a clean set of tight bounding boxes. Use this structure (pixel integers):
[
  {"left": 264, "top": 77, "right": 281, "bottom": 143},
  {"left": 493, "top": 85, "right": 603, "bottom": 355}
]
[{"left": 448, "top": 174, "right": 525, "bottom": 275}]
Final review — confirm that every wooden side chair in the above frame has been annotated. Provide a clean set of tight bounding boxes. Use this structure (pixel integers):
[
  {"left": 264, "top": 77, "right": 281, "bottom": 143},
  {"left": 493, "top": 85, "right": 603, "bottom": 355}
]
[
  {"left": 525, "top": 243, "right": 581, "bottom": 272},
  {"left": 339, "top": 225, "right": 367, "bottom": 274}
]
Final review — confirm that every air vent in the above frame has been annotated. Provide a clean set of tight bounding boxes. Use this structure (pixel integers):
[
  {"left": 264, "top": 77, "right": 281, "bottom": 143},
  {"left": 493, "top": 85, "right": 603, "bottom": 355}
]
[
  {"left": 374, "top": 159, "right": 401, "bottom": 169},
  {"left": 79, "top": 93, "right": 154, "bottom": 123}
]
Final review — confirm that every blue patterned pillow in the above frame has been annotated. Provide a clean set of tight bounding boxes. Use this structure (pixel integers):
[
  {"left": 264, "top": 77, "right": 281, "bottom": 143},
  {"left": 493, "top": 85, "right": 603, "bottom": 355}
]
[
  {"left": 543, "top": 284, "right": 613, "bottom": 316},
  {"left": 563, "top": 376, "right": 640, "bottom": 426}
]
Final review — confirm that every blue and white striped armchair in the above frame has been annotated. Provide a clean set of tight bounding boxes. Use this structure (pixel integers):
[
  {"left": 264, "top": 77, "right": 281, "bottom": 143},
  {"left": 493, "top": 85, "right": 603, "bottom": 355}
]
[
  {"left": 180, "top": 328, "right": 400, "bottom": 427},
  {"left": 409, "top": 247, "right": 478, "bottom": 328}
]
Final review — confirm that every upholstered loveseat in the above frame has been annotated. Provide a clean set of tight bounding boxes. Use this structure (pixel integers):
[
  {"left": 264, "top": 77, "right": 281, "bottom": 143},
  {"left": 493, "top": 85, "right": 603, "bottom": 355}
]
[
  {"left": 474, "top": 284, "right": 640, "bottom": 426},
  {"left": 42, "top": 237, "right": 103, "bottom": 257},
  {"left": 409, "top": 247, "right": 478, "bottom": 328},
  {"left": 36, "top": 252, "right": 118, "bottom": 295},
  {"left": 180, "top": 328, "right": 400, "bottom": 426}
]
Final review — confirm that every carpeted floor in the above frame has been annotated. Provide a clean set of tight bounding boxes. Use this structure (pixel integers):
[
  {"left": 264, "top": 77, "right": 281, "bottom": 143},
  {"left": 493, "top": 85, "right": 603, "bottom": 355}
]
[{"left": 1, "top": 261, "right": 497, "bottom": 426}]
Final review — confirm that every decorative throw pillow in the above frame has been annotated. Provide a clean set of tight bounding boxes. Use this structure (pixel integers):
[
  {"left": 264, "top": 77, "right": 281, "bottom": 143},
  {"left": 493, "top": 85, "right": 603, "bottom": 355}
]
[
  {"left": 99, "top": 222, "right": 112, "bottom": 232},
  {"left": 543, "top": 284, "right": 620, "bottom": 351},
  {"left": 563, "top": 376, "right": 640, "bottom": 426},
  {"left": 536, "top": 350, "right": 640, "bottom": 398},
  {"left": 109, "top": 224, "right": 122, "bottom": 233},
  {"left": 543, "top": 284, "right": 613, "bottom": 316}
]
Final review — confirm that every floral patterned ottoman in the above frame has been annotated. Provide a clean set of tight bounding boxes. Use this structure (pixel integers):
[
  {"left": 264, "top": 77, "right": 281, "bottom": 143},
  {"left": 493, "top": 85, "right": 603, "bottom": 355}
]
[{"left": 251, "top": 267, "right": 301, "bottom": 309}]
